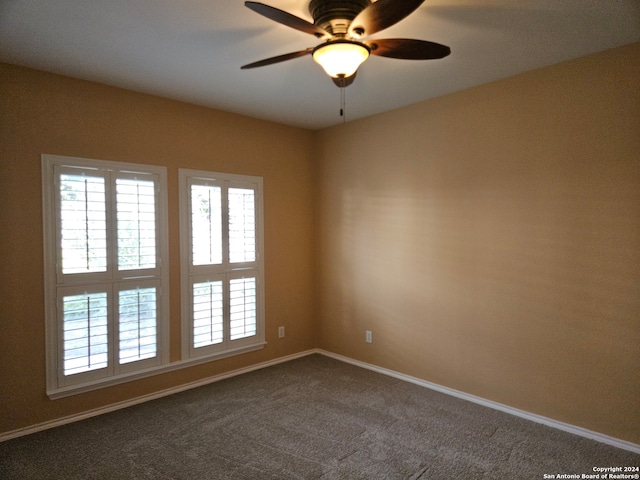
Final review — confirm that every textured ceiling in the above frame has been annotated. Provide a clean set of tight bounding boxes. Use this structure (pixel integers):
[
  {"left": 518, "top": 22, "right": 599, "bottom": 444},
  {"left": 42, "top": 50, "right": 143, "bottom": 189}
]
[{"left": 1, "top": 0, "right": 639, "bottom": 130}]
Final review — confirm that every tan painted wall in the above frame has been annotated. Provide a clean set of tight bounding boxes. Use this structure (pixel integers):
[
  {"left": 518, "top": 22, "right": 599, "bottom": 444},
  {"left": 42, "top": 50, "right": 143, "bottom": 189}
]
[
  {"left": 2, "top": 42, "right": 639, "bottom": 444},
  {"left": 0, "top": 64, "right": 317, "bottom": 434},
  {"left": 315, "top": 43, "right": 640, "bottom": 443}
]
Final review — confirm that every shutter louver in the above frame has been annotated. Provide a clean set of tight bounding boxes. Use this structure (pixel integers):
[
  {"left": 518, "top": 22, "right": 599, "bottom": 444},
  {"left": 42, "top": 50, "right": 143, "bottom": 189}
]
[
  {"left": 62, "top": 292, "right": 109, "bottom": 375},
  {"left": 191, "top": 185, "right": 222, "bottom": 266},
  {"left": 193, "top": 280, "right": 224, "bottom": 348},
  {"left": 118, "top": 287, "right": 157, "bottom": 364},
  {"left": 116, "top": 178, "right": 156, "bottom": 270},
  {"left": 229, "top": 277, "right": 256, "bottom": 340},
  {"left": 228, "top": 188, "right": 256, "bottom": 263},
  {"left": 59, "top": 174, "right": 107, "bottom": 274}
]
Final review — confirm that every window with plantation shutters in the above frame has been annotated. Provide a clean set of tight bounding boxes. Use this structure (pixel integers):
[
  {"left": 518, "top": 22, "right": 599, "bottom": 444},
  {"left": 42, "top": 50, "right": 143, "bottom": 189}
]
[
  {"left": 179, "top": 169, "right": 265, "bottom": 360},
  {"left": 42, "top": 155, "right": 169, "bottom": 395}
]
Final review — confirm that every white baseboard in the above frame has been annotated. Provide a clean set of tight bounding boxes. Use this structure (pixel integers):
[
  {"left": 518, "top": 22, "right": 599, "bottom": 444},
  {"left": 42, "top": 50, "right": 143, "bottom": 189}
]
[
  {"left": 317, "top": 349, "right": 640, "bottom": 455},
  {"left": 3, "top": 347, "right": 639, "bottom": 455},
  {"left": 0, "top": 349, "right": 317, "bottom": 443}
]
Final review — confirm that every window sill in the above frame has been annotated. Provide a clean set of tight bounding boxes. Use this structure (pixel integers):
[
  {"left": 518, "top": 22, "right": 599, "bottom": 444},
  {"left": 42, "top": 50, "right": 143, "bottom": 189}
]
[{"left": 47, "top": 342, "right": 267, "bottom": 400}]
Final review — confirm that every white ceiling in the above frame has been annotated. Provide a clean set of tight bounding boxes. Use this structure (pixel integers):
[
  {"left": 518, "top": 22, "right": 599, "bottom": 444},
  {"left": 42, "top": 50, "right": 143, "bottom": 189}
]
[{"left": 1, "top": 0, "right": 639, "bottom": 130}]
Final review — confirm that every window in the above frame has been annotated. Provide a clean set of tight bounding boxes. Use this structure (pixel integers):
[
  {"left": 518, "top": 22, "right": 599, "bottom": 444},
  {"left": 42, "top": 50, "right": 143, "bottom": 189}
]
[
  {"left": 42, "top": 155, "right": 169, "bottom": 394},
  {"left": 179, "top": 169, "right": 265, "bottom": 360}
]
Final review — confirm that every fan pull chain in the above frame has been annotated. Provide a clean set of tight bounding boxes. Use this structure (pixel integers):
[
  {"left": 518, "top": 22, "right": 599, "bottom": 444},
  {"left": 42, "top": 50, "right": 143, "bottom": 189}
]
[{"left": 340, "top": 87, "right": 346, "bottom": 123}]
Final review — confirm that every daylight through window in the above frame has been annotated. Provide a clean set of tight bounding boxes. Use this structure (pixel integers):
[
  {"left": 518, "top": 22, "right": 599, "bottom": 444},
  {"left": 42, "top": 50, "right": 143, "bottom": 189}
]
[
  {"left": 180, "top": 169, "right": 264, "bottom": 360},
  {"left": 42, "top": 155, "right": 169, "bottom": 393}
]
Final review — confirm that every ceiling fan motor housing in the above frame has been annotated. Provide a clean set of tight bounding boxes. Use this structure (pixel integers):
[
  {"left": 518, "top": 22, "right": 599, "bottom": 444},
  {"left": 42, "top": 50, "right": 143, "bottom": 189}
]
[{"left": 309, "top": 0, "right": 371, "bottom": 36}]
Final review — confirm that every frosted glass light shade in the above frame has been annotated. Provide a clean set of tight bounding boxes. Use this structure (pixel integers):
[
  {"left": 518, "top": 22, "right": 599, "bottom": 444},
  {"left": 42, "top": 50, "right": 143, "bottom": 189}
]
[{"left": 313, "top": 41, "right": 370, "bottom": 78}]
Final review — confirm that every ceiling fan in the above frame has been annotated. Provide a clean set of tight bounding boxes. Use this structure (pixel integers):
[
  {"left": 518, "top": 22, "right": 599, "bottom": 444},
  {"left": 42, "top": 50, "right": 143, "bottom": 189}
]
[{"left": 241, "top": 0, "right": 451, "bottom": 87}]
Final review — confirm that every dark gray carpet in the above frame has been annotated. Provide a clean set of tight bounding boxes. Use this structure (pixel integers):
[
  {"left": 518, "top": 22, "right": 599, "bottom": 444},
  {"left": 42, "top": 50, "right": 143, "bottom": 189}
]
[{"left": 1, "top": 354, "right": 638, "bottom": 479}]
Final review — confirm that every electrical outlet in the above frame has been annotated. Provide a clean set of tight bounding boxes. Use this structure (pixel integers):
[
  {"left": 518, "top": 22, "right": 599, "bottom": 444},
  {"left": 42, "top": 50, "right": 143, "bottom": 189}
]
[
  {"left": 278, "top": 326, "right": 285, "bottom": 338},
  {"left": 365, "top": 330, "right": 372, "bottom": 343}
]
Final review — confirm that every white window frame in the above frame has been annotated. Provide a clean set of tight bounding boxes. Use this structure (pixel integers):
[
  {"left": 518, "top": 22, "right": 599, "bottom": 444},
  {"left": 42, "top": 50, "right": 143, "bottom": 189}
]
[
  {"left": 179, "top": 169, "right": 265, "bottom": 361},
  {"left": 42, "top": 154, "right": 170, "bottom": 397}
]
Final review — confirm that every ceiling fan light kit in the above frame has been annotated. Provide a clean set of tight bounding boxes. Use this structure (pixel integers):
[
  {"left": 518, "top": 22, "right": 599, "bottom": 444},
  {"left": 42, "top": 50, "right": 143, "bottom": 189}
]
[
  {"left": 242, "top": 0, "right": 450, "bottom": 88},
  {"left": 312, "top": 40, "right": 370, "bottom": 78}
]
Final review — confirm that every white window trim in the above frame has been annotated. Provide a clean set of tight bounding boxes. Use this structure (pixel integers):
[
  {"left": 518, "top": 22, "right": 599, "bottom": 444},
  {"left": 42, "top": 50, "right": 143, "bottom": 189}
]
[
  {"left": 42, "top": 154, "right": 171, "bottom": 397},
  {"left": 178, "top": 168, "right": 265, "bottom": 362}
]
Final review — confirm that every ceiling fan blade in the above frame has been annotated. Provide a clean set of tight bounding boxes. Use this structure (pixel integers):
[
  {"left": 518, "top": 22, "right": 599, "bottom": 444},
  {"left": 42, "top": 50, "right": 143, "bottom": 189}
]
[
  {"left": 245, "top": 2, "right": 329, "bottom": 38},
  {"left": 349, "top": 0, "right": 425, "bottom": 37},
  {"left": 365, "top": 39, "right": 450, "bottom": 60},
  {"left": 241, "top": 48, "right": 313, "bottom": 69}
]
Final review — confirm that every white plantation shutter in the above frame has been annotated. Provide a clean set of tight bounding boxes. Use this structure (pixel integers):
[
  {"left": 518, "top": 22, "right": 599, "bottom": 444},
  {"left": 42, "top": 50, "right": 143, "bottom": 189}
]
[
  {"left": 190, "top": 184, "right": 222, "bottom": 266},
  {"left": 43, "top": 155, "right": 169, "bottom": 393},
  {"left": 116, "top": 177, "right": 157, "bottom": 271},
  {"left": 58, "top": 171, "right": 107, "bottom": 275},
  {"left": 229, "top": 276, "right": 257, "bottom": 340},
  {"left": 228, "top": 188, "right": 256, "bottom": 263},
  {"left": 192, "top": 279, "right": 224, "bottom": 348},
  {"left": 118, "top": 284, "right": 158, "bottom": 364},
  {"left": 180, "top": 170, "right": 264, "bottom": 360},
  {"left": 61, "top": 288, "right": 109, "bottom": 375}
]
